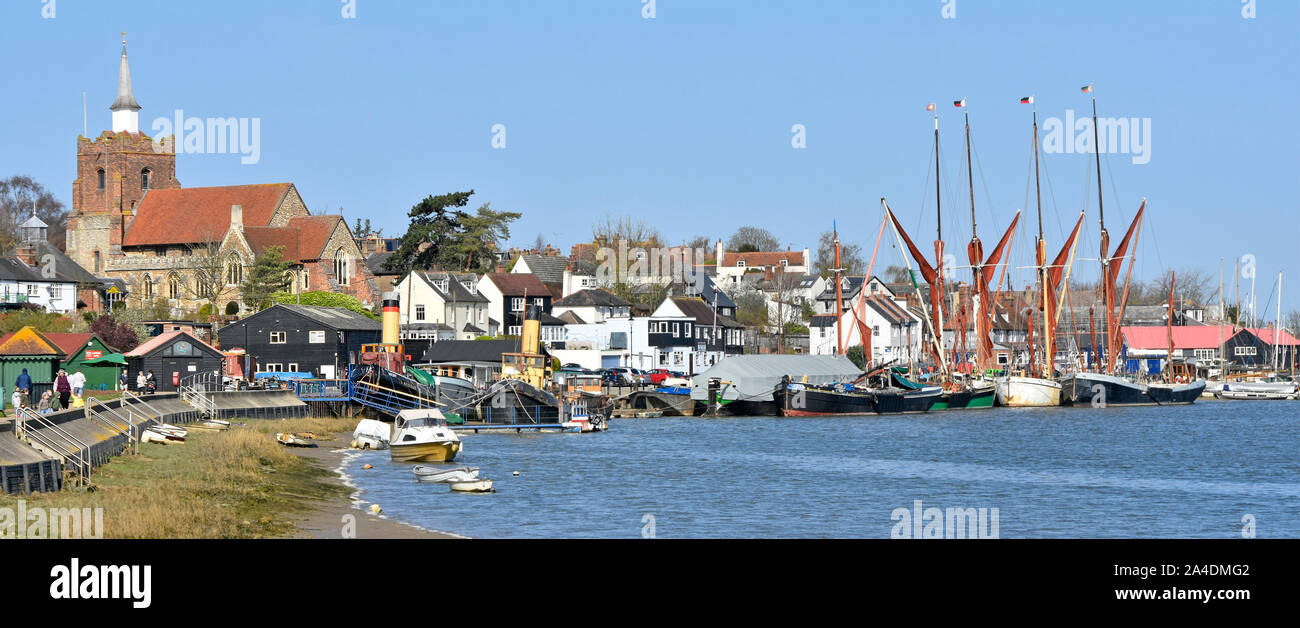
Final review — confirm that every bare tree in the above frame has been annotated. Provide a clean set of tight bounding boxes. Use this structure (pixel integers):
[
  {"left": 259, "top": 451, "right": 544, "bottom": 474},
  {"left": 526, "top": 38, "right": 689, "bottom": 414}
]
[
  {"left": 181, "top": 235, "right": 230, "bottom": 311},
  {"left": 592, "top": 214, "right": 662, "bottom": 247},
  {"left": 0, "top": 175, "right": 67, "bottom": 250},
  {"left": 814, "top": 230, "right": 866, "bottom": 278},
  {"left": 727, "top": 226, "right": 780, "bottom": 253}
]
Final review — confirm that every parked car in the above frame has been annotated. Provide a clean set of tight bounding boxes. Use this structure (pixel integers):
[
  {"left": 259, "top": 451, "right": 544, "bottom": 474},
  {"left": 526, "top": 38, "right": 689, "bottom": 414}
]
[
  {"left": 646, "top": 369, "right": 675, "bottom": 385},
  {"left": 603, "top": 367, "right": 645, "bottom": 385}
]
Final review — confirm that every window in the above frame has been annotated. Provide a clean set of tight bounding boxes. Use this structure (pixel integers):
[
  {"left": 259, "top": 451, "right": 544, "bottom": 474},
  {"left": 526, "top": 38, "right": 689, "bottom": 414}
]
[
  {"left": 334, "top": 250, "right": 350, "bottom": 285},
  {"left": 736, "top": 260, "right": 745, "bottom": 268},
  {"left": 270, "top": 331, "right": 287, "bottom": 344},
  {"left": 684, "top": 323, "right": 692, "bottom": 336},
  {"left": 141, "top": 275, "right": 153, "bottom": 299},
  {"left": 93, "top": 250, "right": 102, "bottom": 273},
  {"left": 534, "top": 297, "right": 545, "bottom": 307},
  {"left": 141, "top": 168, "right": 152, "bottom": 190},
  {"left": 301, "top": 270, "right": 310, "bottom": 290},
  {"left": 672, "top": 322, "right": 680, "bottom": 336},
  {"left": 1194, "top": 349, "right": 1216, "bottom": 362},
  {"left": 779, "top": 259, "right": 788, "bottom": 267},
  {"left": 415, "top": 305, "right": 426, "bottom": 321},
  {"left": 1234, "top": 346, "right": 1257, "bottom": 356},
  {"left": 26, "top": 284, "right": 38, "bottom": 297},
  {"left": 226, "top": 254, "right": 243, "bottom": 285},
  {"left": 288, "top": 363, "right": 299, "bottom": 372},
  {"left": 511, "top": 298, "right": 524, "bottom": 312},
  {"left": 96, "top": 169, "right": 106, "bottom": 190},
  {"left": 873, "top": 326, "right": 880, "bottom": 337},
  {"left": 309, "top": 330, "right": 325, "bottom": 344},
  {"left": 50, "top": 285, "right": 62, "bottom": 299},
  {"left": 263, "top": 363, "right": 283, "bottom": 372},
  {"left": 168, "top": 274, "right": 181, "bottom": 299},
  {"left": 508, "top": 325, "right": 521, "bottom": 336}
]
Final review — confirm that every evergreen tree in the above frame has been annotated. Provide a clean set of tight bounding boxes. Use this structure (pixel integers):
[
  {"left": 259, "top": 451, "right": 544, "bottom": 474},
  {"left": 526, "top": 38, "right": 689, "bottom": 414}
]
[{"left": 240, "top": 246, "right": 293, "bottom": 311}]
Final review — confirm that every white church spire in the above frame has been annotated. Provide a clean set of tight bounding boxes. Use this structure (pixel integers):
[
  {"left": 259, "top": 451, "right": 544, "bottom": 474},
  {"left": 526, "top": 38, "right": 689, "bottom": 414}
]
[{"left": 110, "top": 33, "right": 142, "bottom": 133}]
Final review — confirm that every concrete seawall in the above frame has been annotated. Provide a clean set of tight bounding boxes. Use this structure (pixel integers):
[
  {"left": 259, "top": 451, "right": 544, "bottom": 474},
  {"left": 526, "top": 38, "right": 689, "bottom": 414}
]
[{"left": 1, "top": 389, "right": 309, "bottom": 495}]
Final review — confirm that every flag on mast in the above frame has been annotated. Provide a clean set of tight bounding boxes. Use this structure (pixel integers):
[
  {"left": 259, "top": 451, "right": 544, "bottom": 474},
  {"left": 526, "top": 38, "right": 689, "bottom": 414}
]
[
  {"left": 1081, "top": 84, "right": 1094, "bottom": 93},
  {"left": 1019, "top": 96, "right": 1034, "bottom": 104},
  {"left": 953, "top": 99, "right": 966, "bottom": 108},
  {"left": 925, "top": 103, "right": 936, "bottom": 112}
]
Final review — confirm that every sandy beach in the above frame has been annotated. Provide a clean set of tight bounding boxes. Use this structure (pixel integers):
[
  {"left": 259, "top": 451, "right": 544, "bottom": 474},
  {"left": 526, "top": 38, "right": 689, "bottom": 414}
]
[{"left": 286, "top": 435, "right": 462, "bottom": 539}]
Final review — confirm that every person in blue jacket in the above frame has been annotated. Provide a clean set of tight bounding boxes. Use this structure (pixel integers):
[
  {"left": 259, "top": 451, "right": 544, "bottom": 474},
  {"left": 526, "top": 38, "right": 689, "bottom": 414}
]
[{"left": 15, "top": 368, "right": 32, "bottom": 394}]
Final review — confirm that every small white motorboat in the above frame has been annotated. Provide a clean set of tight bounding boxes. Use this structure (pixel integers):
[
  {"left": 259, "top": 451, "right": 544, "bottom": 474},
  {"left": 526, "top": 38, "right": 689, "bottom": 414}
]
[
  {"left": 413, "top": 465, "right": 481, "bottom": 483},
  {"left": 141, "top": 429, "right": 182, "bottom": 443},
  {"left": 389, "top": 409, "right": 461, "bottom": 463},
  {"left": 352, "top": 419, "right": 391, "bottom": 450},
  {"left": 448, "top": 478, "right": 495, "bottom": 493}
]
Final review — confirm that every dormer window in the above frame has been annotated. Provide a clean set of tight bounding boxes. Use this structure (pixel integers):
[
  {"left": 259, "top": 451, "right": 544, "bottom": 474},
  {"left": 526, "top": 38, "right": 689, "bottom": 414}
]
[
  {"left": 736, "top": 260, "right": 746, "bottom": 268},
  {"left": 779, "top": 259, "right": 788, "bottom": 267}
]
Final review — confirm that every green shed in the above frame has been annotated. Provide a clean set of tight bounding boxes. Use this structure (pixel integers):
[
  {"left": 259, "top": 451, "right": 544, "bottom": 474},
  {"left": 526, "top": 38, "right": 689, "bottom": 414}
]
[
  {"left": 0, "top": 326, "right": 66, "bottom": 407},
  {"left": 44, "top": 333, "right": 122, "bottom": 392}
]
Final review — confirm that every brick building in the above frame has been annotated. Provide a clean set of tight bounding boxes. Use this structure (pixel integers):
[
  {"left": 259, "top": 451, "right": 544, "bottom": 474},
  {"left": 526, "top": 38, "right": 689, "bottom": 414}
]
[{"left": 63, "top": 39, "right": 377, "bottom": 315}]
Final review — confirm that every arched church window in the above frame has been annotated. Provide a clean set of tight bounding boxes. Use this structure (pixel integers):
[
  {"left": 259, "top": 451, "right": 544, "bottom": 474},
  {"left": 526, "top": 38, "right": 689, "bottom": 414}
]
[
  {"left": 334, "top": 250, "right": 350, "bottom": 286},
  {"left": 141, "top": 168, "right": 152, "bottom": 190},
  {"left": 168, "top": 273, "right": 181, "bottom": 300},
  {"left": 226, "top": 254, "right": 243, "bottom": 286},
  {"left": 142, "top": 275, "right": 154, "bottom": 300},
  {"left": 97, "top": 169, "right": 106, "bottom": 190}
]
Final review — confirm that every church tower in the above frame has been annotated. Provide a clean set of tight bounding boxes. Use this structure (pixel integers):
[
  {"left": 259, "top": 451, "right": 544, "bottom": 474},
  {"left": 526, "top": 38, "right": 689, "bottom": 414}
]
[{"left": 66, "top": 35, "right": 179, "bottom": 274}]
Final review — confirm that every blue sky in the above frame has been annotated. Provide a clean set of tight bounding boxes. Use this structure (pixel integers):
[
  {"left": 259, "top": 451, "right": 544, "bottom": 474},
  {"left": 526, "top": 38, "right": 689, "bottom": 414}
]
[{"left": 3, "top": 0, "right": 1297, "bottom": 313}]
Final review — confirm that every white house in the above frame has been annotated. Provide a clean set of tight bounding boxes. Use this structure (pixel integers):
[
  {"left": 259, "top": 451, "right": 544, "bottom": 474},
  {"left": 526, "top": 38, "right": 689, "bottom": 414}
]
[
  {"left": 0, "top": 256, "right": 78, "bottom": 314},
  {"left": 713, "top": 240, "right": 811, "bottom": 285},
  {"left": 809, "top": 293, "right": 922, "bottom": 365},
  {"left": 551, "top": 288, "right": 633, "bottom": 324},
  {"left": 395, "top": 271, "right": 493, "bottom": 340}
]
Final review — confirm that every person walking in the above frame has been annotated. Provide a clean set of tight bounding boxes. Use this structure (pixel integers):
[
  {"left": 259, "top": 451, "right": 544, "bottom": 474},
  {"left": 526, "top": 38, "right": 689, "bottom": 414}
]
[
  {"left": 68, "top": 369, "right": 86, "bottom": 398},
  {"left": 55, "top": 370, "right": 72, "bottom": 410},
  {"left": 15, "top": 368, "right": 31, "bottom": 396}
]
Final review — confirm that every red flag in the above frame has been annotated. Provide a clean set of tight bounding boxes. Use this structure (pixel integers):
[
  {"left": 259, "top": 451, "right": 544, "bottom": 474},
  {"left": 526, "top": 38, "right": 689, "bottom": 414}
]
[{"left": 925, "top": 103, "right": 936, "bottom": 112}]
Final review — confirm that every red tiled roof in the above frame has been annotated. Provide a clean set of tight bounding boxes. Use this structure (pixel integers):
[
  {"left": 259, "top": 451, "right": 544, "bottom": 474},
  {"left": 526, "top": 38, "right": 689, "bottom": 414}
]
[
  {"left": 485, "top": 273, "right": 548, "bottom": 296},
  {"left": 243, "top": 227, "right": 301, "bottom": 261},
  {"left": 286, "top": 215, "right": 343, "bottom": 260},
  {"left": 41, "top": 333, "right": 100, "bottom": 356},
  {"left": 234, "top": 215, "right": 341, "bottom": 262},
  {"left": 722, "top": 251, "right": 803, "bottom": 268},
  {"left": 124, "top": 183, "right": 291, "bottom": 246}
]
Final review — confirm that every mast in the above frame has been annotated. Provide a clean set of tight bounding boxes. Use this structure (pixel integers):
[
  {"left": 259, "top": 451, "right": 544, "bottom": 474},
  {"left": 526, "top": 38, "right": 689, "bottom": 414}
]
[
  {"left": 1167, "top": 271, "right": 1176, "bottom": 383},
  {"left": 1219, "top": 258, "right": 1224, "bottom": 380},
  {"left": 964, "top": 104, "right": 981, "bottom": 373},
  {"left": 1085, "top": 84, "right": 1112, "bottom": 373},
  {"left": 1032, "top": 104, "right": 1051, "bottom": 379},
  {"left": 834, "top": 222, "right": 843, "bottom": 355},
  {"left": 1275, "top": 271, "right": 1282, "bottom": 372},
  {"left": 933, "top": 109, "right": 946, "bottom": 378}
]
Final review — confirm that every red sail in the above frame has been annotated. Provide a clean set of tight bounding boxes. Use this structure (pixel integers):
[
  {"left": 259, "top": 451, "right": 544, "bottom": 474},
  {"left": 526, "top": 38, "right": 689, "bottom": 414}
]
[
  {"left": 887, "top": 207, "right": 945, "bottom": 369},
  {"left": 1102, "top": 201, "right": 1146, "bottom": 371},
  {"left": 1039, "top": 212, "right": 1085, "bottom": 355},
  {"left": 968, "top": 212, "right": 1020, "bottom": 373}
]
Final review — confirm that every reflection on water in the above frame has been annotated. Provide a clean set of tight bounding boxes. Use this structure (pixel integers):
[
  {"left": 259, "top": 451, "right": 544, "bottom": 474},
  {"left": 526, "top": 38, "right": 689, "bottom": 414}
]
[{"left": 343, "top": 401, "right": 1300, "bottom": 538}]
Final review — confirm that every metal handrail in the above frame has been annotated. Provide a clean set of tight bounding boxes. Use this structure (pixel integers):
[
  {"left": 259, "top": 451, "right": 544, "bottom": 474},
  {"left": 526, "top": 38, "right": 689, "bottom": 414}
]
[
  {"left": 177, "top": 384, "right": 216, "bottom": 418},
  {"left": 84, "top": 397, "right": 138, "bottom": 448},
  {"left": 17, "top": 407, "right": 92, "bottom": 485},
  {"left": 120, "top": 389, "right": 167, "bottom": 420}
]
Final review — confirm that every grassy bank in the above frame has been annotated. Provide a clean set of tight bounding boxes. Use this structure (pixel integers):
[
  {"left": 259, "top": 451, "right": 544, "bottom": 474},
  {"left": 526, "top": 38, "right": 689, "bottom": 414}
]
[{"left": 0, "top": 417, "right": 356, "bottom": 538}]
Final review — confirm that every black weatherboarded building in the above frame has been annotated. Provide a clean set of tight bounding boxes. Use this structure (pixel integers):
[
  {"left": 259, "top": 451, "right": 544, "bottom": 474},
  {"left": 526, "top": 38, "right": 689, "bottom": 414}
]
[{"left": 218, "top": 305, "right": 383, "bottom": 379}]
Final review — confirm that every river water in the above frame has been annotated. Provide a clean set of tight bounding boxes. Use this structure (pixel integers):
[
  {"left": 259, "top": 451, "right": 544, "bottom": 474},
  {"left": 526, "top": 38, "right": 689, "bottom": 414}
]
[{"left": 342, "top": 401, "right": 1300, "bottom": 538}]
